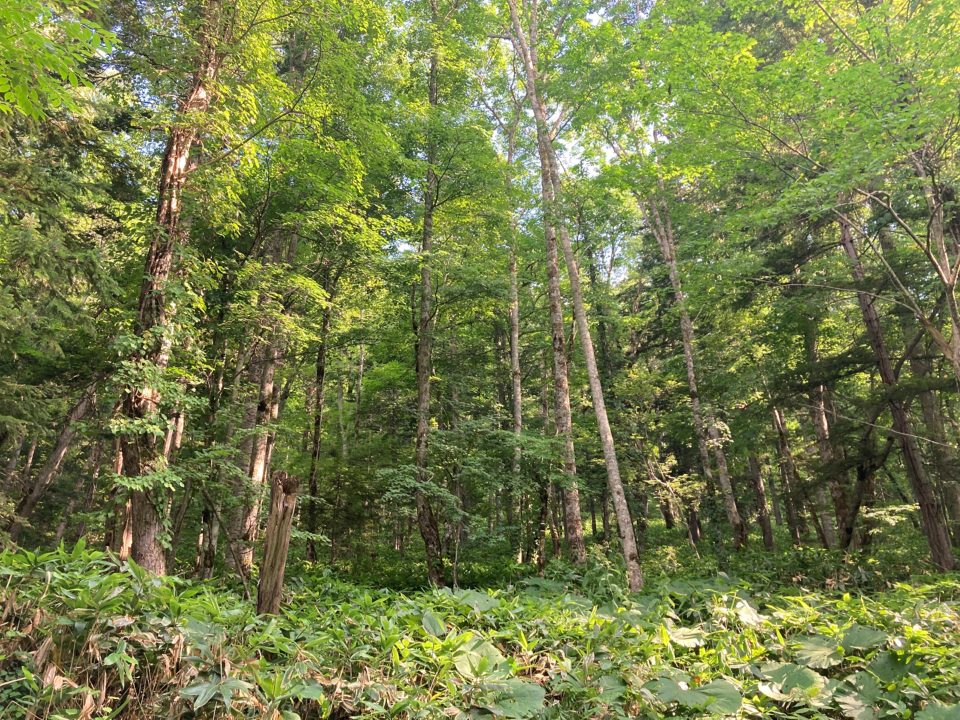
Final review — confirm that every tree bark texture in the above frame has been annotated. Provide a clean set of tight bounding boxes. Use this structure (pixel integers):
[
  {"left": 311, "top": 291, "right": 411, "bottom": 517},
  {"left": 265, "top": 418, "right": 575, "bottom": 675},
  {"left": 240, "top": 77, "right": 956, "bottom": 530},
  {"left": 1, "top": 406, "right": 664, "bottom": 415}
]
[
  {"left": 413, "top": 43, "right": 445, "bottom": 588},
  {"left": 9, "top": 384, "right": 97, "bottom": 541},
  {"left": 638, "top": 189, "right": 747, "bottom": 550},
  {"left": 748, "top": 455, "right": 776, "bottom": 551},
  {"left": 120, "top": 2, "right": 228, "bottom": 574},
  {"left": 256, "top": 471, "right": 299, "bottom": 615},
  {"left": 773, "top": 409, "right": 804, "bottom": 547},
  {"left": 839, "top": 219, "right": 956, "bottom": 570}
]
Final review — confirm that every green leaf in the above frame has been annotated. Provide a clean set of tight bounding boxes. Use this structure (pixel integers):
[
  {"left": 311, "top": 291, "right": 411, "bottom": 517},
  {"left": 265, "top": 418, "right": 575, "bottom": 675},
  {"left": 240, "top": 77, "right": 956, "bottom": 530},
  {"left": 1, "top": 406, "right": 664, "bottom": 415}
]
[
  {"left": 454, "top": 638, "right": 507, "bottom": 679},
  {"left": 456, "top": 590, "right": 499, "bottom": 613},
  {"left": 760, "top": 662, "right": 826, "bottom": 702},
  {"left": 491, "top": 678, "right": 546, "bottom": 719},
  {"left": 795, "top": 636, "right": 843, "bottom": 668},
  {"left": 645, "top": 677, "right": 742, "bottom": 715},
  {"left": 836, "top": 672, "right": 882, "bottom": 719},
  {"left": 598, "top": 674, "right": 627, "bottom": 701},
  {"left": 667, "top": 626, "right": 706, "bottom": 648},
  {"left": 917, "top": 706, "right": 960, "bottom": 720},
  {"left": 421, "top": 610, "right": 446, "bottom": 637},
  {"left": 841, "top": 625, "right": 888, "bottom": 651}
]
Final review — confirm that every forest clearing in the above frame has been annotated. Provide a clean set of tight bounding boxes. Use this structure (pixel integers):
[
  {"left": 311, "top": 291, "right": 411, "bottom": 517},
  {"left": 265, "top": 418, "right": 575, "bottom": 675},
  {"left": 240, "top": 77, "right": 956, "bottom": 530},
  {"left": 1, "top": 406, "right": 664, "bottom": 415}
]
[{"left": 2, "top": 0, "right": 960, "bottom": 717}]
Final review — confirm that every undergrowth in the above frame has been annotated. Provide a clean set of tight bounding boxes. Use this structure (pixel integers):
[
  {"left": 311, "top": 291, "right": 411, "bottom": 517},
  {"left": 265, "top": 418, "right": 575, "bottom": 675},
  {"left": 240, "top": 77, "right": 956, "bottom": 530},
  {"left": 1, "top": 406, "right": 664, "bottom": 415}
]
[{"left": 2, "top": 540, "right": 960, "bottom": 719}]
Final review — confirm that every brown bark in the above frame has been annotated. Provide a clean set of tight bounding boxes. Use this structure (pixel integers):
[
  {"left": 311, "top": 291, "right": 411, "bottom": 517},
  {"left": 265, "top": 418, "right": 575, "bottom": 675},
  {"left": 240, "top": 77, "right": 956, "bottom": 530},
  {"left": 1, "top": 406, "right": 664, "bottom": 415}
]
[
  {"left": 806, "top": 326, "right": 845, "bottom": 545},
  {"left": 839, "top": 219, "right": 955, "bottom": 570},
  {"left": 256, "top": 471, "right": 299, "bottom": 615},
  {"left": 773, "top": 408, "right": 803, "bottom": 547},
  {"left": 228, "top": 344, "right": 278, "bottom": 575},
  {"left": 766, "top": 456, "right": 783, "bottom": 526},
  {"left": 353, "top": 322, "right": 365, "bottom": 450},
  {"left": 306, "top": 302, "right": 335, "bottom": 561},
  {"left": 16, "top": 435, "right": 38, "bottom": 493},
  {"left": 120, "top": 2, "right": 228, "bottom": 574},
  {"left": 2, "top": 432, "right": 24, "bottom": 489},
  {"left": 510, "top": 253, "right": 522, "bottom": 480},
  {"left": 638, "top": 189, "right": 747, "bottom": 550},
  {"left": 413, "top": 38, "right": 444, "bottom": 588},
  {"left": 504, "top": 0, "right": 590, "bottom": 570},
  {"left": 9, "top": 385, "right": 96, "bottom": 541},
  {"left": 749, "top": 455, "right": 776, "bottom": 551}
]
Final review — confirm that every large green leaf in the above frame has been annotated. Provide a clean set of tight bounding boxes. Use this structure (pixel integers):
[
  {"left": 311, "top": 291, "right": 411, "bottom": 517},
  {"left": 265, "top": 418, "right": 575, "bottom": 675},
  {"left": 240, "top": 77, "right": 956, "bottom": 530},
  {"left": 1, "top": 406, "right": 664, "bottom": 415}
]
[
  {"left": 454, "top": 638, "right": 507, "bottom": 679},
  {"left": 422, "top": 610, "right": 446, "bottom": 637},
  {"left": 917, "top": 706, "right": 960, "bottom": 720},
  {"left": 836, "top": 672, "right": 881, "bottom": 719},
  {"left": 667, "top": 626, "right": 707, "bottom": 648},
  {"left": 795, "top": 636, "right": 843, "bottom": 668},
  {"left": 645, "top": 677, "right": 742, "bottom": 715},
  {"left": 457, "top": 590, "right": 499, "bottom": 613},
  {"left": 760, "top": 662, "right": 826, "bottom": 702},
  {"left": 841, "top": 625, "right": 888, "bottom": 651},
  {"left": 490, "top": 678, "right": 546, "bottom": 719}
]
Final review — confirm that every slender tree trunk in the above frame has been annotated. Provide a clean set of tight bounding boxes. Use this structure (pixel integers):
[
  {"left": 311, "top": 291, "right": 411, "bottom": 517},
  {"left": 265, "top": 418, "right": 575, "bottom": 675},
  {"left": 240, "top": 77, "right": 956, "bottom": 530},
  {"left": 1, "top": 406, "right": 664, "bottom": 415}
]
[
  {"left": 2, "top": 432, "right": 24, "bottom": 489},
  {"left": 537, "top": 474, "right": 549, "bottom": 573},
  {"left": 510, "top": 252, "right": 522, "bottom": 486},
  {"left": 229, "top": 343, "right": 278, "bottom": 575},
  {"left": 638, "top": 189, "right": 747, "bottom": 550},
  {"left": 601, "top": 486, "right": 611, "bottom": 543},
  {"left": 879, "top": 217, "right": 960, "bottom": 547},
  {"left": 16, "top": 435, "right": 38, "bottom": 493},
  {"left": 506, "top": 0, "right": 598, "bottom": 571},
  {"left": 353, "top": 324, "right": 365, "bottom": 450},
  {"left": 634, "top": 483, "right": 649, "bottom": 550},
  {"left": 256, "top": 471, "right": 299, "bottom": 615},
  {"left": 766, "top": 455, "right": 783, "bottom": 526},
  {"left": 120, "top": 4, "right": 227, "bottom": 573},
  {"left": 806, "top": 326, "right": 845, "bottom": 545},
  {"left": 413, "top": 44, "right": 444, "bottom": 588},
  {"left": 306, "top": 304, "right": 334, "bottom": 561},
  {"left": 839, "top": 219, "right": 955, "bottom": 570},
  {"left": 9, "top": 385, "right": 96, "bottom": 541},
  {"left": 749, "top": 455, "right": 775, "bottom": 550},
  {"left": 773, "top": 409, "right": 803, "bottom": 546},
  {"left": 56, "top": 440, "right": 103, "bottom": 542}
]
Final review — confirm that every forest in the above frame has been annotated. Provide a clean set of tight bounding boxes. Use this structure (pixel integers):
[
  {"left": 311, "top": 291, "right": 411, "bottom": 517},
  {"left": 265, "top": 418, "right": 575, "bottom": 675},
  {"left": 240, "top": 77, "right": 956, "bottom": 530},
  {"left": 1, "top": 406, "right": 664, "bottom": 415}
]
[{"left": 2, "top": 0, "right": 960, "bottom": 717}]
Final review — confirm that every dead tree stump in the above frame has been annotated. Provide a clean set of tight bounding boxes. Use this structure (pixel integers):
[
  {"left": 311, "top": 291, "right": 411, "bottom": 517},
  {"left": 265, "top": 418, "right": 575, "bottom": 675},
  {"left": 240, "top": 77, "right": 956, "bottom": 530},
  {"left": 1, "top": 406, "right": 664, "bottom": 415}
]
[{"left": 256, "top": 471, "right": 299, "bottom": 615}]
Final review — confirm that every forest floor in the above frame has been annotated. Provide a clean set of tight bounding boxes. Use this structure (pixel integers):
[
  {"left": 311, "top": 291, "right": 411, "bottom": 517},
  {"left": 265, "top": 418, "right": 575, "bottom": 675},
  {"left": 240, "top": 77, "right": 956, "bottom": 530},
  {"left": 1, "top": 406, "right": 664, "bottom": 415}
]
[{"left": 2, "top": 519, "right": 959, "bottom": 719}]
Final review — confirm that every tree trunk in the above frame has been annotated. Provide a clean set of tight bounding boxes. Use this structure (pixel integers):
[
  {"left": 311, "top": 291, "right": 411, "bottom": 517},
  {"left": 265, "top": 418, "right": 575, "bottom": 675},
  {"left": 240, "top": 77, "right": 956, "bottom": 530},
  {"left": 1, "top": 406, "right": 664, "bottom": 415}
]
[
  {"left": 9, "top": 385, "right": 96, "bottom": 541},
  {"left": 353, "top": 322, "right": 365, "bottom": 450},
  {"left": 256, "top": 471, "right": 299, "bottom": 615},
  {"left": 229, "top": 343, "right": 278, "bottom": 575},
  {"left": 537, "top": 475, "right": 549, "bottom": 573},
  {"left": 16, "top": 435, "right": 38, "bottom": 493},
  {"left": 773, "top": 409, "right": 803, "bottom": 546},
  {"left": 839, "top": 219, "right": 955, "bottom": 570},
  {"left": 306, "top": 303, "right": 334, "bottom": 562},
  {"left": 634, "top": 484, "right": 649, "bottom": 550},
  {"left": 749, "top": 455, "right": 775, "bottom": 551},
  {"left": 510, "top": 252, "right": 523, "bottom": 492},
  {"left": 413, "top": 43, "right": 445, "bottom": 588},
  {"left": 639, "top": 188, "right": 747, "bottom": 549},
  {"left": 806, "top": 326, "right": 845, "bottom": 545},
  {"left": 766, "top": 455, "right": 783, "bottom": 526},
  {"left": 505, "top": 0, "right": 599, "bottom": 572},
  {"left": 120, "top": 5, "right": 226, "bottom": 574},
  {"left": 2, "top": 432, "right": 24, "bottom": 489},
  {"left": 56, "top": 440, "right": 103, "bottom": 542}
]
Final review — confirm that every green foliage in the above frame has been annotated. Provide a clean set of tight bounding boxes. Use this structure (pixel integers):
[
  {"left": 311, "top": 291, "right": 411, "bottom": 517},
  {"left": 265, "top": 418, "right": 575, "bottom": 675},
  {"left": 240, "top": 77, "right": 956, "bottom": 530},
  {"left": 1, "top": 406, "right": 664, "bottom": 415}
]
[
  {"left": 0, "top": 0, "right": 114, "bottom": 118},
  {"left": 2, "top": 544, "right": 960, "bottom": 719}
]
